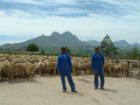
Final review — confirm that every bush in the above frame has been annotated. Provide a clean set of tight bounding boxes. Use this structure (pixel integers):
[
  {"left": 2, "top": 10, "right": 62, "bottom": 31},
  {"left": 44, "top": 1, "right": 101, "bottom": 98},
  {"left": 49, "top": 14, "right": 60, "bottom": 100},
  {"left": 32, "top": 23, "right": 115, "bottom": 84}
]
[{"left": 26, "top": 43, "right": 39, "bottom": 53}]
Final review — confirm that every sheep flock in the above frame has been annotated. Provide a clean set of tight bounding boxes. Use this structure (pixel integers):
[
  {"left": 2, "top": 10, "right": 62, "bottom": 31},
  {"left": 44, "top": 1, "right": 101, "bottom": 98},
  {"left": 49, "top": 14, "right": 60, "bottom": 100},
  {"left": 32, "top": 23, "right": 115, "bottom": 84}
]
[{"left": 0, "top": 54, "right": 140, "bottom": 81}]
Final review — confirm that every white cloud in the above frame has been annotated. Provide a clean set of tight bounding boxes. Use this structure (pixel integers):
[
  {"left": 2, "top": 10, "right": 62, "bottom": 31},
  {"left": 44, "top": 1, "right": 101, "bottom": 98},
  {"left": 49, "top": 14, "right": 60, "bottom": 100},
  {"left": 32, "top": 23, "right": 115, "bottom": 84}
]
[
  {"left": 0, "top": 0, "right": 140, "bottom": 44},
  {"left": 0, "top": 11, "right": 140, "bottom": 43},
  {"left": 1, "top": 0, "right": 43, "bottom": 5},
  {"left": 0, "top": 11, "right": 5, "bottom": 15},
  {"left": 1, "top": 0, "right": 77, "bottom": 6}
]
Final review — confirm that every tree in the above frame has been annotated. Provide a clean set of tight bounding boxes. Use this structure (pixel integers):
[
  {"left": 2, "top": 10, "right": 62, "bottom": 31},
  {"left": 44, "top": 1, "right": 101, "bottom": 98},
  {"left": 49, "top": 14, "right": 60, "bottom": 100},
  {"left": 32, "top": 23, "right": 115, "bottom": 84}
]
[
  {"left": 40, "top": 49, "right": 46, "bottom": 55},
  {"left": 26, "top": 43, "right": 39, "bottom": 53},
  {"left": 67, "top": 47, "right": 72, "bottom": 54},
  {"left": 100, "top": 34, "right": 118, "bottom": 57},
  {"left": 130, "top": 47, "right": 140, "bottom": 59}
]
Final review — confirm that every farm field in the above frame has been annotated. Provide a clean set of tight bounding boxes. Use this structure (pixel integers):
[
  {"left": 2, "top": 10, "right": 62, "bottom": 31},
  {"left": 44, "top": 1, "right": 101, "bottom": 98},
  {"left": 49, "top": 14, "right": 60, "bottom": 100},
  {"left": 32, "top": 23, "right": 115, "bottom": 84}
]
[{"left": 0, "top": 75, "right": 140, "bottom": 105}]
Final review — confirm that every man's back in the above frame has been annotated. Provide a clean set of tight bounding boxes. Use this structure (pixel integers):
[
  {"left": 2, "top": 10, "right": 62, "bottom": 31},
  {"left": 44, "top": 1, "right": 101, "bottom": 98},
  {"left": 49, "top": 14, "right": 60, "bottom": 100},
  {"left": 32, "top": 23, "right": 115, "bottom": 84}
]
[
  {"left": 91, "top": 47, "right": 105, "bottom": 89},
  {"left": 57, "top": 47, "right": 76, "bottom": 93},
  {"left": 92, "top": 53, "right": 104, "bottom": 73},
  {"left": 57, "top": 53, "right": 72, "bottom": 73}
]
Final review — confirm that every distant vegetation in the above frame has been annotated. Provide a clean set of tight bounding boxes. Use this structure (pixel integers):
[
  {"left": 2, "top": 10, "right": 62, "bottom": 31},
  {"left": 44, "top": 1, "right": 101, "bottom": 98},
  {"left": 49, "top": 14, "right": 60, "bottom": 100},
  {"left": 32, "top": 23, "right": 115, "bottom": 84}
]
[
  {"left": 40, "top": 49, "right": 46, "bottom": 55},
  {"left": 128, "top": 47, "right": 140, "bottom": 59},
  {"left": 26, "top": 43, "right": 39, "bottom": 53},
  {"left": 100, "top": 35, "right": 118, "bottom": 57}
]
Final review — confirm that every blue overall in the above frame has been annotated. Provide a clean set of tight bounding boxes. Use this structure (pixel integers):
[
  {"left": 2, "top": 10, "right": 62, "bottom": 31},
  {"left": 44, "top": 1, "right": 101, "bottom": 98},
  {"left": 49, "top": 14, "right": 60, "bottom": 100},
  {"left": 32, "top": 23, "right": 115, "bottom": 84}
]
[
  {"left": 91, "top": 52, "right": 105, "bottom": 89},
  {"left": 57, "top": 53, "right": 75, "bottom": 91}
]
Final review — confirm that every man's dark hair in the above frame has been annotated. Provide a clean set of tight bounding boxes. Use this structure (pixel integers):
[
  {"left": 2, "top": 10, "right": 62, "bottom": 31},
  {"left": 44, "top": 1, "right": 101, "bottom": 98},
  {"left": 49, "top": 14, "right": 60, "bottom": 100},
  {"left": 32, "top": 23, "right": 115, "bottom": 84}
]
[
  {"left": 95, "top": 46, "right": 100, "bottom": 50},
  {"left": 95, "top": 46, "right": 100, "bottom": 53},
  {"left": 61, "top": 47, "right": 67, "bottom": 53}
]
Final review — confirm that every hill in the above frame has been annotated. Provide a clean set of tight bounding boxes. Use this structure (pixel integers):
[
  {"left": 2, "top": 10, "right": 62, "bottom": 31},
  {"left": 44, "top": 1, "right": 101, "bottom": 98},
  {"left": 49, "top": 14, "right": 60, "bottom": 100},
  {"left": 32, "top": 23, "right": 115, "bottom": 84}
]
[{"left": 0, "top": 31, "right": 86, "bottom": 50}]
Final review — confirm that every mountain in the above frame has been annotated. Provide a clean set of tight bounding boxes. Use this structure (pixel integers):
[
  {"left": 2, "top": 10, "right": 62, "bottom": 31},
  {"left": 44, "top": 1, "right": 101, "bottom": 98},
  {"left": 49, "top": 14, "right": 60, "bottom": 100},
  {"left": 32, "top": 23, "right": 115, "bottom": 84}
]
[
  {"left": 0, "top": 31, "right": 88, "bottom": 51},
  {"left": 0, "top": 32, "right": 140, "bottom": 52},
  {"left": 114, "top": 40, "right": 130, "bottom": 48},
  {"left": 131, "top": 43, "right": 140, "bottom": 48},
  {"left": 84, "top": 40, "right": 100, "bottom": 46},
  {"left": 114, "top": 40, "right": 140, "bottom": 49}
]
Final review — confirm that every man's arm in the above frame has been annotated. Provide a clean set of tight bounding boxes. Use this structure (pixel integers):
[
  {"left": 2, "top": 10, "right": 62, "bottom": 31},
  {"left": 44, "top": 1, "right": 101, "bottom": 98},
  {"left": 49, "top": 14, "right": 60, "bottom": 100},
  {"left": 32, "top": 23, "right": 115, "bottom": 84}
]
[
  {"left": 57, "top": 56, "right": 61, "bottom": 73},
  {"left": 67, "top": 55, "right": 73, "bottom": 72},
  {"left": 91, "top": 54, "right": 94, "bottom": 70},
  {"left": 101, "top": 54, "right": 105, "bottom": 65}
]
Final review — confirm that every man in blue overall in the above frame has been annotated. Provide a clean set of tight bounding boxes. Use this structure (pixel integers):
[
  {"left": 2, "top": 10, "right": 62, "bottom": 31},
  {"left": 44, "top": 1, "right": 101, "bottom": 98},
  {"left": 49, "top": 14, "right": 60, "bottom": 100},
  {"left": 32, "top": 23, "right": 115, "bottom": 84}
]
[
  {"left": 57, "top": 47, "right": 77, "bottom": 93},
  {"left": 91, "top": 47, "right": 105, "bottom": 90}
]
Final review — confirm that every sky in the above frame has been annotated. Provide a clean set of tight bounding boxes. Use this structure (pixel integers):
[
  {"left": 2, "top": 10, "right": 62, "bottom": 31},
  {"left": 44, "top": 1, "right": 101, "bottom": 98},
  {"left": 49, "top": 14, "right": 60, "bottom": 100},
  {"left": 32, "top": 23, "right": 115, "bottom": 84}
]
[{"left": 0, "top": 0, "right": 140, "bottom": 45}]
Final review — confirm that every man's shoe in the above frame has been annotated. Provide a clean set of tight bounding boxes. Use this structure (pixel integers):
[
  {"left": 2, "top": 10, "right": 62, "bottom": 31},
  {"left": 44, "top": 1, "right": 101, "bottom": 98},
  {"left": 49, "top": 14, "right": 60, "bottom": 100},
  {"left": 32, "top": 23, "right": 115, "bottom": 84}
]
[
  {"left": 100, "top": 87, "right": 104, "bottom": 90},
  {"left": 63, "top": 90, "right": 67, "bottom": 93},
  {"left": 95, "top": 87, "right": 98, "bottom": 90},
  {"left": 71, "top": 90, "right": 78, "bottom": 93}
]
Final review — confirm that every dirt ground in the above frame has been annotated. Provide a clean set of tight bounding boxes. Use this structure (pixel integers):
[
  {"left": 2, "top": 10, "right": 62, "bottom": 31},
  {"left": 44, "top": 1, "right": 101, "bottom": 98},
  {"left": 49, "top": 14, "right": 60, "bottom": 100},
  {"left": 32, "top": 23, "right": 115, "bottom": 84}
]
[{"left": 0, "top": 75, "right": 140, "bottom": 105}]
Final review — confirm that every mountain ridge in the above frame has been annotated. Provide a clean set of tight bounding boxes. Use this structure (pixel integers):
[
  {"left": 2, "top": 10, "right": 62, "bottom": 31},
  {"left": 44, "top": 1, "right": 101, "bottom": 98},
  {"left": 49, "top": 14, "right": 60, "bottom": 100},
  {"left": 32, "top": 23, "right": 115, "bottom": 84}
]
[{"left": 0, "top": 32, "right": 140, "bottom": 51}]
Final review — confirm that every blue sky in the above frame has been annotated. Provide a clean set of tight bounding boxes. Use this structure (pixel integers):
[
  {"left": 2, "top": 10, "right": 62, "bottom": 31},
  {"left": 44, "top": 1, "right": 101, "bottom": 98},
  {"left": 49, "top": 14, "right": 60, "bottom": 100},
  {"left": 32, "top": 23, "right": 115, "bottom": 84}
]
[{"left": 0, "top": 0, "right": 140, "bottom": 45}]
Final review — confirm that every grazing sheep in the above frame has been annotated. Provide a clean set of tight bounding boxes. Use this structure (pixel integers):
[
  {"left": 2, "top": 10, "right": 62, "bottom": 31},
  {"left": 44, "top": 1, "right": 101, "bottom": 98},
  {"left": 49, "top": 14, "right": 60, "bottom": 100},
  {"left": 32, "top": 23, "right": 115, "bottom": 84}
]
[
  {"left": 47, "top": 61, "right": 57, "bottom": 75},
  {"left": 0, "top": 54, "right": 135, "bottom": 79},
  {"left": 34, "top": 61, "right": 42, "bottom": 75},
  {"left": 1, "top": 60, "right": 35, "bottom": 80},
  {"left": 22, "top": 62, "right": 35, "bottom": 78},
  {"left": 104, "top": 63, "right": 114, "bottom": 77},
  {"left": 73, "top": 57, "right": 92, "bottom": 75},
  {"left": 113, "top": 64, "right": 121, "bottom": 77},
  {"left": 120, "top": 62, "right": 130, "bottom": 77},
  {"left": 73, "top": 57, "right": 81, "bottom": 75},
  {"left": 0, "top": 60, "right": 11, "bottom": 80}
]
